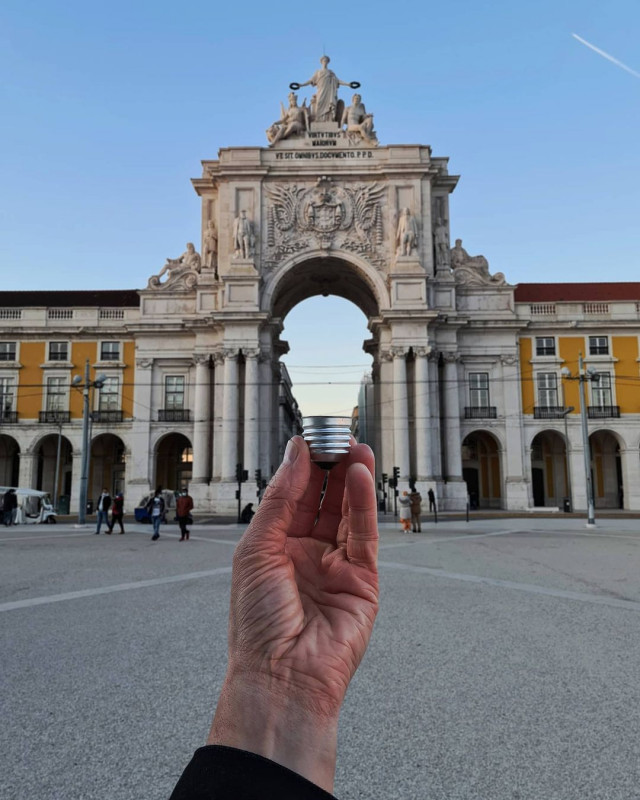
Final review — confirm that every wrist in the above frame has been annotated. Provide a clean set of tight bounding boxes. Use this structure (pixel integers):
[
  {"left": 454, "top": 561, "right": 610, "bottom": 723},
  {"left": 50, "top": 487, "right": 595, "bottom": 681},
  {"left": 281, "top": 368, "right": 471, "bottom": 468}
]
[{"left": 208, "top": 671, "right": 339, "bottom": 792}]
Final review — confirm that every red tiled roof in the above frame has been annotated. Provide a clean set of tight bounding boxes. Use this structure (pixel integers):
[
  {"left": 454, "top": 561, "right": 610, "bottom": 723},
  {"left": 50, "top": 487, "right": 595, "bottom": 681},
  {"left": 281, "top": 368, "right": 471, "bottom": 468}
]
[
  {"left": 0, "top": 290, "right": 140, "bottom": 307},
  {"left": 515, "top": 283, "right": 640, "bottom": 302}
]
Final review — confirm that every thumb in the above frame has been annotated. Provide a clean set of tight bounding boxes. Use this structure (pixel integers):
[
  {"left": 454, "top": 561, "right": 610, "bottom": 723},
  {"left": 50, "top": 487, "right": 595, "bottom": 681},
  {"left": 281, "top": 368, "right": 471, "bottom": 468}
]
[{"left": 241, "top": 436, "right": 310, "bottom": 554}]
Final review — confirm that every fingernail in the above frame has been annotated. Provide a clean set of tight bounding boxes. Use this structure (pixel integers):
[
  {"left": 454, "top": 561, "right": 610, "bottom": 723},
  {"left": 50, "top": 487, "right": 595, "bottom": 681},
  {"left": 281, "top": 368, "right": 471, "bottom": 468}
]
[{"left": 282, "top": 438, "right": 299, "bottom": 466}]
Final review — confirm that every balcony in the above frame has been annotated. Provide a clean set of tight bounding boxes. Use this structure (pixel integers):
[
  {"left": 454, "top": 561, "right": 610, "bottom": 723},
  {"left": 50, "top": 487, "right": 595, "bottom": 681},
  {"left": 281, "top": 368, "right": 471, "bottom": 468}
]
[
  {"left": 464, "top": 406, "right": 497, "bottom": 419},
  {"left": 158, "top": 409, "right": 191, "bottom": 423},
  {"left": 39, "top": 411, "right": 71, "bottom": 424},
  {"left": 588, "top": 405, "right": 620, "bottom": 419},
  {"left": 534, "top": 406, "right": 570, "bottom": 419},
  {"left": 91, "top": 410, "right": 124, "bottom": 423},
  {"left": 0, "top": 411, "right": 18, "bottom": 423}
]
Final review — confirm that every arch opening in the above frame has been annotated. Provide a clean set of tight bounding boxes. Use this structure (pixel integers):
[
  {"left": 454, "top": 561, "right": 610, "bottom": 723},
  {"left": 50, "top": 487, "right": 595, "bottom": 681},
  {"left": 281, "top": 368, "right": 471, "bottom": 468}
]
[
  {"left": 462, "top": 431, "right": 502, "bottom": 509},
  {"left": 530, "top": 430, "right": 568, "bottom": 508},
  {"left": 90, "top": 433, "right": 126, "bottom": 503},
  {"left": 34, "top": 434, "right": 73, "bottom": 502},
  {"left": 155, "top": 433, "right": 193, "bottom": 493},
  {"left": 589, "top": 430, "right": 623, "bottom": 509},
  {"left": 0, "top": 435, "right": 20, "bottom": 487}
]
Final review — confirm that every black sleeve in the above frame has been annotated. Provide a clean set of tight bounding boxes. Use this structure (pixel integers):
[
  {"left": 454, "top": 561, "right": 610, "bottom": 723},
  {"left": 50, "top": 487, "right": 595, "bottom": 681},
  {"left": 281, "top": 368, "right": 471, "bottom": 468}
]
[{"left": 169, "top": 745, "right": 338, "bottom": 800}]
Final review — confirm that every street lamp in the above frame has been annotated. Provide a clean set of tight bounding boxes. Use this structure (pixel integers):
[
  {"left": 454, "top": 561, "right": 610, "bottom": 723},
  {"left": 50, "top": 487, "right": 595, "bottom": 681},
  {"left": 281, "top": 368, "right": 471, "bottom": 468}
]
[
  {"left": 561, "top": 353, "right": 599, "bottom": 527},
  {"left": 72, "top": 359, "right": 106, "bottom": 524}
]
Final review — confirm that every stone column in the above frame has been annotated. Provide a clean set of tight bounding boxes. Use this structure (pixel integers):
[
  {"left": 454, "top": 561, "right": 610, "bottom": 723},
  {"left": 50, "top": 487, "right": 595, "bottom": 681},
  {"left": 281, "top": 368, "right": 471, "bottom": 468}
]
[
  {"left": 428, "top": 351, "right": 442, "bottom": 480},
  {"left": 69, "top": 451, "right": 83, "bottom": 514},
  {"left": 500, "top": 353, "right": 529, "bottom": 509},
  {"left": 243, "top": 349, "right": 260, "bottom": 475},
  {"left": 221, "top": 349, "right": 239, "bottom": 481},
  {"left": 127, "top": 358, "right": 154, "bottom": 496},
  {"left": 392, "top": 347, "right": 410, "bottom": 479},
  {"left": 18, "top": 452, "right": 37, "bottom": 491},
  {"left": 258, "top": 353, "right": 274, "bottom": 477},
  {"left": 620, "top": 447, "right": 640, "bottom": 511},
  {"left": 442, "top": 352, "right": 463, "bottom": 480},
  {"left": 211, "top": 353, "right": 225, "bottom": 480},
  {"left": 191, "top": 355, "right": 211, "bottom": 484},
  {"left": 414, "top": 346, "right": 431, "bottom": 480}
]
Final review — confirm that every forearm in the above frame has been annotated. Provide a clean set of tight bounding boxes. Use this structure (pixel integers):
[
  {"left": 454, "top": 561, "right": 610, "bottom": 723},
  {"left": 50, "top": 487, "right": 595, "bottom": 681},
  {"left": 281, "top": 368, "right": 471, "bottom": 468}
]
[{"left": 208, "top": 672, "right": 339, "bottom": 793}]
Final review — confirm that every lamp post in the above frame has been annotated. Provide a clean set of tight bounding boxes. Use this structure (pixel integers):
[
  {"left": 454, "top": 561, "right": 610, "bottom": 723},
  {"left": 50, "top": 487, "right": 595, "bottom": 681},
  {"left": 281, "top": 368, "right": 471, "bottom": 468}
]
[
  {"left": 72, "top": 359, "right": 106, "bottom": 524},
  {"left": 562, "top": 353, "right": 599, "bottom": 527}
]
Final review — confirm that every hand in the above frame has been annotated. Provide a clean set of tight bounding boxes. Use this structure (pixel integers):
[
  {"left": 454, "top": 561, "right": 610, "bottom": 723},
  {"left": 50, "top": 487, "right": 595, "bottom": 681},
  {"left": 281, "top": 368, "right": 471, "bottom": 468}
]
[{"left": 208, "top": 436, "right": 379, "bottom": 791}]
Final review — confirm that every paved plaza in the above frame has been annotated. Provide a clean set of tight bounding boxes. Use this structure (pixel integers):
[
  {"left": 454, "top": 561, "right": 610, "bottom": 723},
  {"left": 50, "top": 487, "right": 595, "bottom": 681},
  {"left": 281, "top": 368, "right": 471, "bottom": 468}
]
[{"left": 2, "top": 516, "right": 640, "bottom": 799}]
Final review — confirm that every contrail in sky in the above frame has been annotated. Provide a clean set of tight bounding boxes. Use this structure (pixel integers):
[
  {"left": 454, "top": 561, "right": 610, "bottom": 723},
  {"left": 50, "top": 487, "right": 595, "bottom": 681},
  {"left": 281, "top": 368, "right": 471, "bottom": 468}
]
[{"left": 572, "top": 33, "right": 640, "bottom": 79}]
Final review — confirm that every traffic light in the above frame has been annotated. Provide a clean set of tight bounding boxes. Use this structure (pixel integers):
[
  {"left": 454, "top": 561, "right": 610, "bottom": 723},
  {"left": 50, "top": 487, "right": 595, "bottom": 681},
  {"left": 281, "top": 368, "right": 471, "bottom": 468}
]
[
  {"left": 382, "top": 473, "right": 388, "bottom": 483},
  {"left": 393, "top": 466, "right": 400, "bottom": 484},
  {"left": 236, "top": 463, "right": 248, "bottom": 483},
  {"left": 255, "top": 469, "right": 262, "bottom": 484}
]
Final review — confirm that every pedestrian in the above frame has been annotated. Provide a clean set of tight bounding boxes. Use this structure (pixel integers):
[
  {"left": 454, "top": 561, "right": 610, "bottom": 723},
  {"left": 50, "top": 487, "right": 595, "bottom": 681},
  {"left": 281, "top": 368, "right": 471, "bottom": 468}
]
[
  {"left": 240, "top": 503, "right": 255, "bottom": 524},
  {"left": 409, "top": 487, "right": 422, "bottom": 532},
  {"left": 95, "top": 488, "right": 112, "bottom": 534},
  {"left": 428, "top": 487, "right": 436, "bottom": 513},
  {"left": 398, "top": 489, "right": 412, "bottom": 533},
  {"left": 176, "top": 487, "right": 194, "bottom": 541},
  {"left": 108, "top": 492, "right": 125, "bottom": 534},
  {"left": 146, "top": 489, "right": 165, "bottom": 541},
  {"left": 2, "top": 489, "right": 17, "bottom": 526}
]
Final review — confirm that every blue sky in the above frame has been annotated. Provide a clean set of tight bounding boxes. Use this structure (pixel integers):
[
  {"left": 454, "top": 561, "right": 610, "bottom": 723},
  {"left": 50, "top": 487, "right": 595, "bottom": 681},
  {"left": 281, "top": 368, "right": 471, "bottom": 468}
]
[{"left": 2, "top": 0, "right": 639, "bottom": 415}]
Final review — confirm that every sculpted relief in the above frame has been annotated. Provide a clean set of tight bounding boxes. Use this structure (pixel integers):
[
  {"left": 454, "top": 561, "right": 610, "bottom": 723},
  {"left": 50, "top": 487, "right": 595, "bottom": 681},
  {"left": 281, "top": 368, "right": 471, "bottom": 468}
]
[
  {"left": 265, "top": 178, "right": 385, "bottom": 266},
  {"left": 148, "top": 243, "right": 202, "bottom": 290}
]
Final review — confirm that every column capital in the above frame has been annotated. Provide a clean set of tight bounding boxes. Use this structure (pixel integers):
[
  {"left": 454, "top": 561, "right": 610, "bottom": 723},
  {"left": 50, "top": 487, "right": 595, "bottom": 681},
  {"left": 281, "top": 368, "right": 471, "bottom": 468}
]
[
  {"left": 390, "top": 346, "right": 408, "bottom": 359},
  {"left": 500, "top": 353, "right": 518, "bottom": 366},
  {"left": 222, "top": 348, "right": 239, "bottom": 361},
  {"left": 442, "top": 351, "right": 459, "bottom": 364},
  {"left": 136, "top": 358, "right": 153, "bottom": 370},
  {"left": 212, "top": 351, "right": 225, "bottom": 366},
  {"left": 379, "top": 348, "right": 394, "bottom": 363},
  {"left": 192, "top": 354, "right": 210, "bottom": 367},
  {"left": 243, "top": 348, "right": 260, "bottom": 360},
  {"left": 414, "top": 346, "right": 432, "bottom": 358}
]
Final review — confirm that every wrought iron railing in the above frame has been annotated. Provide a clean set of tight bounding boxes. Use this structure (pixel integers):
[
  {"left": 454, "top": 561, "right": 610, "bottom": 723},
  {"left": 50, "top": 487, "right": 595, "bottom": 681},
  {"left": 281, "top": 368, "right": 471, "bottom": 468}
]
[
  {"left": 39, "top": 410, "right": 71, "bottom": 423},
  {"left": 587, "top": 405, "right": 620, "bottom": 418},
  {"left": 533, "top": 406, "right": 569, "bottom": 419},
  {"left": 91, "top": 410, "right": 124, "bottom": 423},
  {"left": 0, "top": 410, "right": 18, "bottom": 423},
  {"left": 158, "top": 409, "right": 191, "bottom": 422},
  {"left": 464, "top": 406, "right": 497, "bottom": 419}
]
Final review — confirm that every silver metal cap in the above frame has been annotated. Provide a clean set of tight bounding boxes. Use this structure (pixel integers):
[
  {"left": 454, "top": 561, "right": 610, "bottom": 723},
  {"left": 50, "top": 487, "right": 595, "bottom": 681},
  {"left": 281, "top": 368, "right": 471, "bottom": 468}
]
[{"left": 301, "top": 416, "right": 352, "bottom": 468}]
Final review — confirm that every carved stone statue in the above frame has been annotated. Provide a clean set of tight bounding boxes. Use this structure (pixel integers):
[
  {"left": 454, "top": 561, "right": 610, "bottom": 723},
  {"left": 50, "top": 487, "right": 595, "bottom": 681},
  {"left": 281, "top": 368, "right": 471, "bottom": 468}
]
[
  {"left": 341, "top": 93, "right": 377, "bottom": 145},
  {"left": 266, "top": 92, "right": 308, "bottom": 146},
  {"left": 450, "top": 238, "right": 506, "bottom": 286},
  {"left": 148, "top": 242, "right": 201, "bottom": 289},
  {"left": 434, "top": 218, "right": 450, "bottom": 269},
  {"left": 295, "top": 55, "right": 355, "bottom": 123},
  {"left": 396, "top": 208, "right": 419, "bottom": 256},
  {"left": 233, "top": 210, "right": 255, "bottom": 259},
  {"left": 203, "top": 219, "right": 218, "bottom": 270}
]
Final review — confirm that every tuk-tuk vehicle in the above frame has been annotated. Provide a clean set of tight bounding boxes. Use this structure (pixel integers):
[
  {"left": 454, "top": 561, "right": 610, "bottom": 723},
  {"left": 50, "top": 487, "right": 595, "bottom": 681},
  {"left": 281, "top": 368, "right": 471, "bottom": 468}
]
[
  {"left": 134, "top": 489, "right": 177, "bottom": 523},
  {"left": 0, "top": 487, "right": 57, "bottom": 524}
]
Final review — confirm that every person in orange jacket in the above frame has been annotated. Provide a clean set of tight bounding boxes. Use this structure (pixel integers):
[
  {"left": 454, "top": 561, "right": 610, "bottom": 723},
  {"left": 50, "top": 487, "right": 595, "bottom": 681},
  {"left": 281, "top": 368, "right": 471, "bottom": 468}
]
[{"left": 176, "top": 488, "right": 194, "bottom": 541}]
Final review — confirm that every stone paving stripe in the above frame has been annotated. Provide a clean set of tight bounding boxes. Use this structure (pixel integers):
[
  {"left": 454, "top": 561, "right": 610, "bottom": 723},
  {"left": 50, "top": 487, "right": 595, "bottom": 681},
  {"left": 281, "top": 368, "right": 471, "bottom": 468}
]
[
  {"left": 0, "top": 567, "right": 232, "bottom": 613},
  {"left": 379, "top": 560, "right": 640, "bottom": 613}
]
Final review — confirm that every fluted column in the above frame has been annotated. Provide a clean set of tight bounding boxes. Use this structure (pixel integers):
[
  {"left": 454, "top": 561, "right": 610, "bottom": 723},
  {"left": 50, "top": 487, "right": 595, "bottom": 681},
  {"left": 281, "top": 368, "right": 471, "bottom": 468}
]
[
  {"left": 191, "top": 355, "right": 211, "bottom": 483},
  {"left": 243, "top": 349, "right": 260, "bottom": 475},
  {"left": 392, "top": 347, "right": 410, "bottom": 479},
  {"left": 221, "top": 349, "right": 239, "bottom": 481},
  {"left": 128, "top": 357, "right": 154, "bottom": 495},
  {"left": 442, "top": 352, "right": 463, "bottom": 479},
  {"left": 414, "top": 347, "right": 431, "bottom": 480}
]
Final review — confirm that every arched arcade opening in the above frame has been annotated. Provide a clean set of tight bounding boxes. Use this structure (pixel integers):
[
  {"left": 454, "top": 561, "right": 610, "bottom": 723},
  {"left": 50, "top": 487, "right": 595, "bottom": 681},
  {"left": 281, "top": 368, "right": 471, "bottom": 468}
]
[
  {"left": 155, "top": 433, "right": 192, "bottom": 492},
  {"left": 462, "top": 431, "right": 502, "bottom": 509},
  {"left": 590, "top": 430, "right": 623, "bottom": 509},
  {"left": 0, "top": 435, "right": 20, "bottom": 487},
  {"left": 530, "top": 430, "right": 568, "bottom": 508}
]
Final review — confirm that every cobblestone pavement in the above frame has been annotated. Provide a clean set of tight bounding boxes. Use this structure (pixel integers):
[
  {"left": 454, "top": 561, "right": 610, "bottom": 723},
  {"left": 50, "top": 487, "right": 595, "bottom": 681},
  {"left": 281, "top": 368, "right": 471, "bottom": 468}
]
[{"left": 2, "top": 518, "right": 640, "bottom": 799}]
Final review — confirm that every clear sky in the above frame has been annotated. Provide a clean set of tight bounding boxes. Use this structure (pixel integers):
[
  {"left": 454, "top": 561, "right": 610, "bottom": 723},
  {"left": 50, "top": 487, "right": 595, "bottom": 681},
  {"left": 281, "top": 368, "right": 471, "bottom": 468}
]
[{"left": 2, "top": 0, "right": 639, "bottom": 416}]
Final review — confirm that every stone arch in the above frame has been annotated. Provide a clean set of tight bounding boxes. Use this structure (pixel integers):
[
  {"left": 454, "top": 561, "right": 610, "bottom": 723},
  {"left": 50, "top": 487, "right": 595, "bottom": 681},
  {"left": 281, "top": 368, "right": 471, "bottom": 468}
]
[
  {"left": 462, "top": 430, "right": 503, "bottom": 509},
  {"left": 262, "top": 250, "right": 387, "bottom": 319},
  {"left": 589, "top": 429, "right": 624, "bottom": 509},
  {"left": 0, "top": 434, "right": 20, "bottom": 487},
  {"left": 89, "top": 433, "right": 127, "bottom": 503},
  {"left": 154, "top": 432, "right": 193, "bottom": 492},
  {"left": 530, "top": 430, "right": 568, "bottom": 508}
]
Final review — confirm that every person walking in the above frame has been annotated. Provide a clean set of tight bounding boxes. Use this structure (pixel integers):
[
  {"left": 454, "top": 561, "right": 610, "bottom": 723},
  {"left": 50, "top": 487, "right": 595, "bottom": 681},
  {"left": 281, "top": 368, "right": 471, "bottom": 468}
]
[
  {"left": 2, "top": 489, "right": 17, "bottom": 526},
  {"left": 428, "top": 487, "right": 436, "bottom": 513},
  {"left": 398, "top": 490, "right": 412, "bottom": 533},
  {"left": 240, "top": 503, "right": 255, "bottom": 524},
  {"left": 409, "top": 487, "right": 422, "bottom": 532},
  {"left": 146, "top": 489, "right": 165, "bottom": 541},
  {"left": 108, "top": 492, "right": 125, "bottom": 534},
  {"left": 95, "top": 488, "right": 111, "bottom": 534},
  {"left": 176, "top": 488, "right": 194, "bottom": 541}
]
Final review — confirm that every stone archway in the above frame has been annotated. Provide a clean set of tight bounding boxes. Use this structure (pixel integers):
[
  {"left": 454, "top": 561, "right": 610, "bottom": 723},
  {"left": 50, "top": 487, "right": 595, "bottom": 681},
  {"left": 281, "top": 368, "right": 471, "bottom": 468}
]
[
  {"left": 155, "top": 433, "right": 192, "bottom": 492},
  {"left": 589, "top": 430, "right": 623, "bottom": 509},
  {"left": 34, "top": 433, "right": 73, "bottom": 501},
  {"left": 530, "top": 430, "right": 568, "bottom": 508},
  {"left": 462, "top": 431, "right": 502, "bottom": 509},
  {"left": 89, "top": 433, "right": 126, "bottom": 503},
  {"left": 0, "top": 435, "right": 20, "bottom": 487}
]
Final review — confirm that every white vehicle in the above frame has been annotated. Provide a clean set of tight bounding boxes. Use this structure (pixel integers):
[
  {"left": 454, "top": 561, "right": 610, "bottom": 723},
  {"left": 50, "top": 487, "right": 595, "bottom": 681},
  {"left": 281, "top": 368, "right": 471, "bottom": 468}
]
[{"left": 0, "top": 487, "right": 57, "bottom": 525}]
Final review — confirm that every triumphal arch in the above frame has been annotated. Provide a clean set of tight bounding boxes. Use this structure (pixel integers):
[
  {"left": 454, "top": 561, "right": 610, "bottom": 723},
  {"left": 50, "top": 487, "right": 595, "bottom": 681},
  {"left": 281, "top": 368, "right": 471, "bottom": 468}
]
[{"left": 136, "top": 56, "right": 527, "bottom": 512}]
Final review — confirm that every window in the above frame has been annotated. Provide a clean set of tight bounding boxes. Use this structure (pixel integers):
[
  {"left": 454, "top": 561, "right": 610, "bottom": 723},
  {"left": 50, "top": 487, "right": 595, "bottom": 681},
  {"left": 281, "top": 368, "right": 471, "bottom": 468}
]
[
  {"left": 469, "top": 373, "right": 489, "bottom": 408},
  {"left": 46, "top": 377, "right": 67, "bottom": 411},
  {"left": 98, "top": 377, "right": 119, "bottom": 411},
  {"left": 588, "top": 336, "right": 608, "bottom": 355},
  {"left": 165, "top": 376, "right": 185, "bottom": 410},
  {"left": 592, "top": 372, "right": 612, "bottom": 407},
  {"left": 0, "top": 342, "right": 16, "bottom": 361},
  {"left": 537, "top": 373, "right": 558, "bottom": 407},
  {"left": 535, "top": 337, "right": 555, "bottom": 356},
  {"left": 0, "top": 377, "right": 15, "bottom": 415},
  {"left": 49, "top": 341, "right": 69, "bottom": 361},
  {"left": 100, "top": 341, "right": 120, "bottom": 361}
]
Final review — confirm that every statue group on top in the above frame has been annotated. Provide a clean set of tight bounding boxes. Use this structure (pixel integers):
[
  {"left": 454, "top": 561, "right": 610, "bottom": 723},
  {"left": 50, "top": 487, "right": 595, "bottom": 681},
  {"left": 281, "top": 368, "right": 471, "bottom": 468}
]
[
  {"left": 148, "top": 242, "right": 202, "bottom": 289},
  {"left": 266, "top": 56, "right": 377, "bottom": 147}
]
